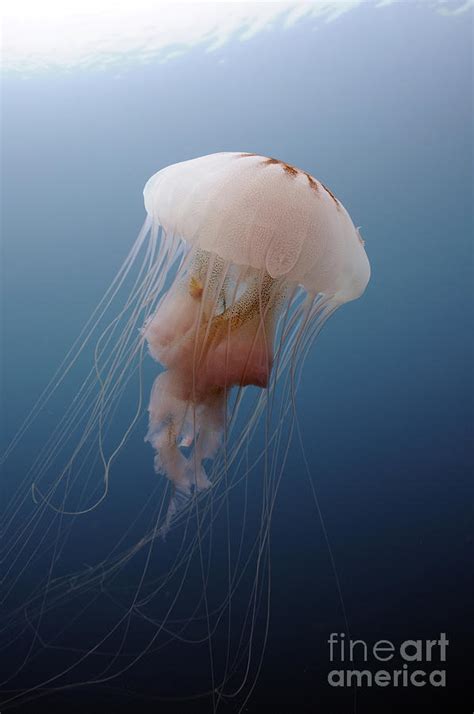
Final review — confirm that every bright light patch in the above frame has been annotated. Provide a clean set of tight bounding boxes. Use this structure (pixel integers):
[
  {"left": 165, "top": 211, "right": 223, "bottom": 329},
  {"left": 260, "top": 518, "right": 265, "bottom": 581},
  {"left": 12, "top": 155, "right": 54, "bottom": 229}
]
[{"left": 1, "top": 0, "right": 471, "bottom": 74}]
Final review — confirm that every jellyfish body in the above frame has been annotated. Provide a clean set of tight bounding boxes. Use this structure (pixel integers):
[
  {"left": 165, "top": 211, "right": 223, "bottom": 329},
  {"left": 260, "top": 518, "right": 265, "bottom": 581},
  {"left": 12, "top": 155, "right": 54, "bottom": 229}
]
[
  {"left": 0, "top": 152, "right": 371, "bottom": 709},
  {"left": 142, "top": 152, "right": 370, "bottom": 519}
]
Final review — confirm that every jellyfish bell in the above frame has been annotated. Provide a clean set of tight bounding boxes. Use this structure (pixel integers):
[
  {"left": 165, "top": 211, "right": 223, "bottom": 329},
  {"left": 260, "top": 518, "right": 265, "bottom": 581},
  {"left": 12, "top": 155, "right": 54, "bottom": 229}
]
[
  {"left": 144, "top": 152, "right": 370, "bottom": 301},
  {"left": 141, "top": 152, "right": 370, "bottom": 518}
]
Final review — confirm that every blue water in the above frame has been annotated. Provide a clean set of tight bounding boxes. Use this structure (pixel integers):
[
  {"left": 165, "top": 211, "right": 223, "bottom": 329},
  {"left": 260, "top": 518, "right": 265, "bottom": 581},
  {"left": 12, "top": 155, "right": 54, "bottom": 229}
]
[{"left": 1, "top": 4, "right": 472, "bottom": 713}]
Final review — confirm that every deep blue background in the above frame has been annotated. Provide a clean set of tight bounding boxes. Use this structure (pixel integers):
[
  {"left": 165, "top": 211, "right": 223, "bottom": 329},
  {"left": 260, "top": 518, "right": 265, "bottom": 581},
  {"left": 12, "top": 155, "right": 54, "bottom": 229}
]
[{"left": 1, "top": 3, "right": 472, "bottom": 713}]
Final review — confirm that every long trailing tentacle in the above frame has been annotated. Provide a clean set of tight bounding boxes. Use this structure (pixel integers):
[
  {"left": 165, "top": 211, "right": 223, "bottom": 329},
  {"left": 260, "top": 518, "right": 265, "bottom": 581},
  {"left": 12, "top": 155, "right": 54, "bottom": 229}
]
[{"left": 0, "top": 215, "right": 340, "bottom": 713}]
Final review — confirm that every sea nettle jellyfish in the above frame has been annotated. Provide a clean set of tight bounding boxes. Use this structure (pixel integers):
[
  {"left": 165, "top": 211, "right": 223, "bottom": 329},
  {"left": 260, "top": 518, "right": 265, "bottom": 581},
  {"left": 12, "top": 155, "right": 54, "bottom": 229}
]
[
  {"left": 141, "top": 152, "right": 369, "bottom": 525},
  {"left": 0, "top": 152, "right": 369, "bottom": 710}
]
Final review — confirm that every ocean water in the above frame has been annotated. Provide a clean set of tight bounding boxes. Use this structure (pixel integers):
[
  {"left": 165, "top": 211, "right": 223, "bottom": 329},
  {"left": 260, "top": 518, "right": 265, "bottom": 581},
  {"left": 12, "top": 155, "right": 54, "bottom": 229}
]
[{"left": 1, "top": 3, "right": 472, "bottom": 713}]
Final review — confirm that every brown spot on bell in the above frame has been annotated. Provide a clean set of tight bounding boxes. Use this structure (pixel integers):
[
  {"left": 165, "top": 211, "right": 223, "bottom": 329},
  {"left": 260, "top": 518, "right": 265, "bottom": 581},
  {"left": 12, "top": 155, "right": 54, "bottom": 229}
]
[{"left": 262, "top": 157, "right": 299, "bottom": 177}]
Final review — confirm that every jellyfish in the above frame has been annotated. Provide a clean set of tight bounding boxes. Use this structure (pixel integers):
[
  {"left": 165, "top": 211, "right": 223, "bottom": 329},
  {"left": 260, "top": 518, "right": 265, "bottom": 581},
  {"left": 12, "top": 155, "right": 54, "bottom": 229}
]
[
  {"left": 140, "top": 152, "right": 369, "bottom": 525},
  {"left": 0, "top": 151, "right": 370, "bottom": 710}
]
